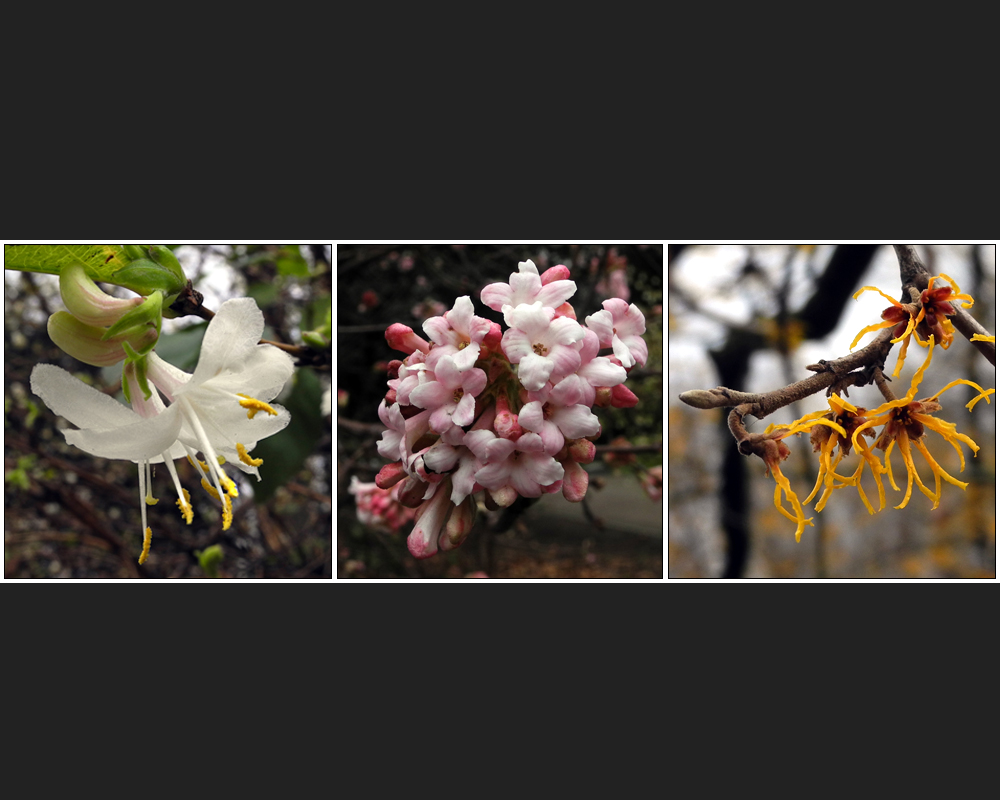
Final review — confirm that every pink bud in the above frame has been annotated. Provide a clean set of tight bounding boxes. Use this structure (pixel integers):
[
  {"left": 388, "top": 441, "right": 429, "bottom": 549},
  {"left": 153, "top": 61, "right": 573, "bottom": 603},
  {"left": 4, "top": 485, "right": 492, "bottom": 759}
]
[
  {"left": 387, "top": 359, "right": 403, "bottom": 379},
  {"left": 594, "top": 386, "right": 613, "bottom": 408},
  {"left": 385, "top": 323, "right": 431, "bottom": 355},
  {"left": 610, "top": 384, "right": 638, "bottom": 408},
  {"left": 494, "top": 393, "right": 523, "bottom": 440},
  {"left": 481, "top": 321, "right": 503, "bottom": 356},
  {"left": 540, "top": 264, "right": 571, "bottom": 284},
  {"left": 375, "top": 461, "right": 407, "bottom": 490},
  {"left": 553, "top": 301, "right": 577, "bottom": 320},
  {"left": 562, "top": 460, "right": 589, "bottom": 502},
  {"left": 440, "top": 495, "right": 476, "bottom": 550},
  {"left": 568, "top": 438, "right": 596, "bottom": 464},
  {"left": 384, "top": 387, "right": 397, "bottom": 405}
]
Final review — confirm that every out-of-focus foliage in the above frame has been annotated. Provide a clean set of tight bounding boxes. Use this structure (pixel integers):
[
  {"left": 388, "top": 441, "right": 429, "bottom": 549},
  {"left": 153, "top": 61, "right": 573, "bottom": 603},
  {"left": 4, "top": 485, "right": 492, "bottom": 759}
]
[
  {"left": 337, "top": 244, "right": 663, "bottom": 578},
  {"left": 4, "top": 244, "right": 332, "bottom": 579}
]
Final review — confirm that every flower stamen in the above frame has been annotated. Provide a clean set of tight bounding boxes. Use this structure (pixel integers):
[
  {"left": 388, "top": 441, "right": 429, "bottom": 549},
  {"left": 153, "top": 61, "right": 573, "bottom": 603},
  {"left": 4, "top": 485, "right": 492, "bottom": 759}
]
[
  {"left": 237, "top": 393, "right": 279, "bottom": 419},
  {"left": 237, "top": 443, "right": 264, "bottom": 467}
]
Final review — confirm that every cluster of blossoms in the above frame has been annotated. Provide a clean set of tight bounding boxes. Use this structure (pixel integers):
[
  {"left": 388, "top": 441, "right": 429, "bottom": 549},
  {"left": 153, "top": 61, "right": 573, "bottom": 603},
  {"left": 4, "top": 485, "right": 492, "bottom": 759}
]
[
  {"left": 372, "top": 259, "right": 648, "bottom": 558},
  {"left": 30, "top": 251, "right": 293, "bottom": 563},
  {"left": 752, "top": 273, "right": 994, "bottom": 541}
]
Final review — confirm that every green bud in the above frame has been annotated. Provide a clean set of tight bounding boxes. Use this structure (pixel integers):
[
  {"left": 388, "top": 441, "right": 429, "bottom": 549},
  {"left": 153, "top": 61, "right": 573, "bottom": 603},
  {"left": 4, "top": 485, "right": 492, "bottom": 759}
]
[
  {"left": 122, "top": 342, "right": 153, "bottom": 401},
  {"left": 146, "top": 246, "right": 186, "bottom": 281},
  {"left": 302, "top": 330, "right": 330, "bottom": 350},
  {"left": 111, "top": 257, "right": 187, "bottom": 298},
  {"left": 102, "top": 290, "right": 163, "bottom": 342},
  {"left": 122, "top": 245, "right": 148, "bottom": 261}
]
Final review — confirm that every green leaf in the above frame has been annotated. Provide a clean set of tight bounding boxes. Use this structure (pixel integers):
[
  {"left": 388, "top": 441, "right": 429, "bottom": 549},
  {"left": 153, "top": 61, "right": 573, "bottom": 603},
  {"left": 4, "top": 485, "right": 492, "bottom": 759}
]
[
  {"left": 5, "top": 244, "right": 128, "bottom": 279},
  {"left": 252, "top": 368, "right": 324, "bottom": 503}
]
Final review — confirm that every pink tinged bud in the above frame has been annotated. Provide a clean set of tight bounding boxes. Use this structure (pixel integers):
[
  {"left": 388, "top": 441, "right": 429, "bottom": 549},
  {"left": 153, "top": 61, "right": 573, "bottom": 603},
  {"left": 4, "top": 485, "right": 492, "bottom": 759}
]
[
  {"left": 562, "top": 460, "right": 589, "bottom": 502},
  {"left": 553, "top": 302, "right": 577, "bottom": 320},
  {"left": 568, "top": 438, "right": 596, "bottom": 464},
  {"left": 375, "top": 461, "right": 408, "bottom": 490},
  {"left": 46, "top": 311, "right": 158, "bottom": 367},
  {"left": 59, "top": 262, "right": 145, "bottom": 327},
  {"left": 489, "top": 485, "right": 518, "bottom": 508},
  {"left": 407, "top": 486, "right": 453, "bottom": 559},
  {"left": 540, "top": 264, "right": 571, "bottom": 285},
  {"left": 610, "top": 384, "right": 639, "bottom": 408},
  {"left": 481, "top": 321, "right": 503, "bottom": 355},
  {"left": 494, "top": 393, "right": 523, "bottom": 440},
  {"left": 387, "top": 359, "right": 403, "bottom": 379},
  {"left": 384, "top": 387, "right": 398, "bottom": 405},
  {"left": 594, "top": 386, "right": 613, "bottom": 408},
  {"left": 385, "top": 323, "right": 431, "bottom": 355},
  {"left": 440, "top": 495, "right": 477, "bottom": 551}
]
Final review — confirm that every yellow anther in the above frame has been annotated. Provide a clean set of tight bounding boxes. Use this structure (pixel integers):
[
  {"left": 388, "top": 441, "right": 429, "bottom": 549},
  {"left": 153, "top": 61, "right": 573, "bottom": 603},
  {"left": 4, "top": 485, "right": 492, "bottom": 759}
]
[
  {"left": 138, "top": 527, "right": 152, "bottom": 564},
  {"left": 237, "top": 442, "right": 264, "bottom": 467},
  {"left": 217, "top": 456, "right": 226, "bottom": 465},
  {"left": 237, "top": 393, "right": 278, "bottom": 420},
  {"left": 201, "top": 477, "right": 221, "bottom": 501},
  {"left": 187, "top": 455, "right": 210, "bottom": 474},
  {"left": 176, "top": 489, "right": 193, "bottom": 524},
  {"left": 222, "top": 495, "right": 233, "bottom": 530},
  {"left": 222, "top": 476, "right": 238, "bottom": 498},
  {"left": 145, "top": 495, "right": 159, "bottom": 506}
]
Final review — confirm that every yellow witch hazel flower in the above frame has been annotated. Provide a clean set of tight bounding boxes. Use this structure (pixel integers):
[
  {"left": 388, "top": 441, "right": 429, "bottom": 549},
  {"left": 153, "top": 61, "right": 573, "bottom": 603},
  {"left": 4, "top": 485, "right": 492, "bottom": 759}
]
[
  {"left": 794, "top": 394, "right": 887, "bottom": 515},
  {"left": 850, "top": 273, "right": 974, "bottom": 376},
  {"left": 30, "top": 298, "right": 295, "bottom": 563},
  {"left": 758, "top": 414, "right": 847, "bottom": 542},
  {"left": 849, "top": 337, "right": 994, "bottom": 511}
]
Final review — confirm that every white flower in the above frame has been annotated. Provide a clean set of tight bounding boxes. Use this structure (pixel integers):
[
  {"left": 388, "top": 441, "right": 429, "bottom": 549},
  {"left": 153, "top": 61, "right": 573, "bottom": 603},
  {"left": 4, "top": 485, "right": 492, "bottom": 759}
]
[{"left": 30, "top": 298, "right": 294, "bottom": 564}]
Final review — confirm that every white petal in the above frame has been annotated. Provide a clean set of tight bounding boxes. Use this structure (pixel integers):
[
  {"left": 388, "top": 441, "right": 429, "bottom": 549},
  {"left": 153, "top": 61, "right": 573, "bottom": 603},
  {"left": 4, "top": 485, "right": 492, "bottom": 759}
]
[
  {"left": 191, "top": 298, "right": 266, "bottom": 385},
  {"left": 66, "top": 406, "right": 184, "bottom": 461},
  {"left": 31, "top": 364, "right": 141, "bottom": 430}
]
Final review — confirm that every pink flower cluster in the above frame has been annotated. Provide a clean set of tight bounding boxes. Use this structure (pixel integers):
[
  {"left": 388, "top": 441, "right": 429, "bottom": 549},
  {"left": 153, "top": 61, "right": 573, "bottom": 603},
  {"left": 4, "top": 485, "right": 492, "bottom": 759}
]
[
  {"left": 348, "top": 477, "right": 418, "bottom": 532},
  {"left": 373, "top": 259, "right": 648, "bottom": 559}
]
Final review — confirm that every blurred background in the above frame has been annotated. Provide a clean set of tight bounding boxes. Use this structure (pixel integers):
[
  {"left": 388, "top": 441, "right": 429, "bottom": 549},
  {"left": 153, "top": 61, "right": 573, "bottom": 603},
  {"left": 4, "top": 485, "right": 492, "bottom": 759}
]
[
  {"left": 668, "top": 244, "right": 995, "bottom": 578},
  {"left": 5, "top": 244, "right": 332, "bottom": 578},
  {"left": 337, "top": 244, "right": 663, "bottom": 578}
]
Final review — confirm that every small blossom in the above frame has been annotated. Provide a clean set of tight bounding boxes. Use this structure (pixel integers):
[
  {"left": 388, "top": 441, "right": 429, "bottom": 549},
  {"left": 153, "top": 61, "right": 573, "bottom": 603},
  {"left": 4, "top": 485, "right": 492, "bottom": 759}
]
[
  {"left": 480, "top": 259, "right": 577, "bottom": 322},
  {"left": 408, "top": 355, "right": 487, "bottom": 433},
  {"left": 422, "top": 295, "right": 492, "bottom": 371},
  {"left": 584, "top": 299, "right": 647, "bottom": 368},
  {"left": 501, "top": 302, "right": 584, "bottom": 392}
]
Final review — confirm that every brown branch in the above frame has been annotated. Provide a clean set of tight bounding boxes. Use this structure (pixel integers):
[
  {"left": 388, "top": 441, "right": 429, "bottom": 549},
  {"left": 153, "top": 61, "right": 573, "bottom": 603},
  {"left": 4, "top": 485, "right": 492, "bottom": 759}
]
[{"left": 679, "top": 327, "right": 895, "bottom": 419}]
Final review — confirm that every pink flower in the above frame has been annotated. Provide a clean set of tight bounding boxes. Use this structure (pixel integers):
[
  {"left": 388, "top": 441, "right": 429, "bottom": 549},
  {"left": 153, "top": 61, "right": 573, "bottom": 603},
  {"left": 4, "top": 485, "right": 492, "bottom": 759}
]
[
  {"left": 422, "top": 296, "right": 492, "bottom": 371},
  {"left": 471, "top": 431, "right": 564, "bottom": 498},
  {"left": 546, "top": 328, "right": 627, "bottom": 407},
  {"left": 408, "top": 355, "right": 487, "bottom": 433},
  {"left": 480, "top": 259, "right": 577, "bottom": 323},
  {"left": 501, "top": 302, "right": 584, "bottom": 392},
  {"left": 585, "top": 299, "right": 647, "bottom": 368},
  {"left": 518, "top": 399, "right": 600, "bottom": 456}
]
